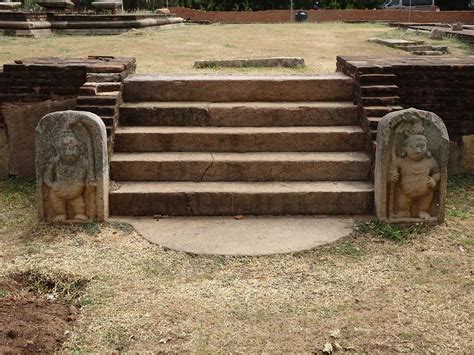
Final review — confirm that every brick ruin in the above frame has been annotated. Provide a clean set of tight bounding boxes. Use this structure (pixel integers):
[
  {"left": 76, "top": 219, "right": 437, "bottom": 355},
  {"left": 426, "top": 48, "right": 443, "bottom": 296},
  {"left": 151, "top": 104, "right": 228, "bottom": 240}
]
[
  {"left": 0, "top": 56, "right": 135, "bottom": 176},
  {"left": 0, "top": 55, "right": 473, "bottom": 178},
  {"left": 336, "top": 56, "right": 474, "bottom": 174}
]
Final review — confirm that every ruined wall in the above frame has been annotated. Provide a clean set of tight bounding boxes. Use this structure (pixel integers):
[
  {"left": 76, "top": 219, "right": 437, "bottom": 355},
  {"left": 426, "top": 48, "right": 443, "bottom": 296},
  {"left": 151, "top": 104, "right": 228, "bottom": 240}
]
[
  {"left": 0, "top": 56, "right": 136, "bottom": 177},
  {"left": 337, "top": 56, "right": 474, "bottom": 174},
  {"left": 170, "top": 7, "right": 474, "bottom": 24}
]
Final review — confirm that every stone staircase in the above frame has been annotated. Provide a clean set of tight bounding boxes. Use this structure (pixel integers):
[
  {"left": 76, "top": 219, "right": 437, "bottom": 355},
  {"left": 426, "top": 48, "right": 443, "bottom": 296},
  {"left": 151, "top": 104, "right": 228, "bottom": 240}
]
[{"left": 109, "top": 74, "right": 374, "bottom": 216}]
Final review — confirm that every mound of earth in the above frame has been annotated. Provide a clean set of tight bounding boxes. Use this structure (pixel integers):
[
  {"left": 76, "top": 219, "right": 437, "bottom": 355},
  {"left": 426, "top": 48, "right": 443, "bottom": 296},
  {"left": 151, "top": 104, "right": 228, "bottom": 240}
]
[{"left": 0, "top": 278, "right": 78, "bottom": 353}]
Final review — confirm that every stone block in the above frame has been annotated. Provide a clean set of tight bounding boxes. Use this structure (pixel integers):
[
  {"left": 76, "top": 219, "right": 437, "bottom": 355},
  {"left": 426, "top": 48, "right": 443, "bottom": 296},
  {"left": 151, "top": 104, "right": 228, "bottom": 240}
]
[
  {"left": 452, "top": 22, "right": 463, "bottom": 31},
  {"left": 0, "top": 129, "right": 9, "bottom": 177},
  {"left": 429, "top": 28, "right": 443, "bottom": 40},
  {"left": 3, "top": 99, "right": 77, "bottom": 177},
  {"left": 375, "top": 108, "right": 449, "bottom": 224},
  {"left": 448, "top": 140, "right": 461, "bottom": 175},
  {"left": 460, "top": 135, "right": 474, "bottom": 174},
  {"left": 36, "top": 111, "right": 109, "bottom": 222}
]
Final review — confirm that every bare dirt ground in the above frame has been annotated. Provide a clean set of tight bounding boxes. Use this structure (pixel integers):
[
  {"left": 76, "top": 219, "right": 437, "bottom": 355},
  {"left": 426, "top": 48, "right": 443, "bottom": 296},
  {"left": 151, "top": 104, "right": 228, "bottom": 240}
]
[
  {"left": 0, "top": 176, "right": 472, "bottom": 353},
  {"left": 0, "top": 23, "right": 472, "bottom": 74},
  {"left": 0, "top": 276, "right": 78, "bottom": 353}
]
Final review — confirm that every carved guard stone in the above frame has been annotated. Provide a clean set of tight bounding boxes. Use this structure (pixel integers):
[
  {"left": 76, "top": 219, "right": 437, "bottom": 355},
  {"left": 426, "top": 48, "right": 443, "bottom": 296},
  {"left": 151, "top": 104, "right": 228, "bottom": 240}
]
[
  {"left": 36, "top": 111, "right": 109, "bottom": 223},
  {"left": 375, "top": 108, "right": 449, "bottom": 224}
]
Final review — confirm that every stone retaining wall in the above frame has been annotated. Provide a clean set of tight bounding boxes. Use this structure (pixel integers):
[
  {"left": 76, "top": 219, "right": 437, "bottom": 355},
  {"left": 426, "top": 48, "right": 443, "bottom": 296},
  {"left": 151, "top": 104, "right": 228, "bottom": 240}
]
[
  {"left": 337, "top": 56, "right": 474, "bottom": 174},
  {"left": 0, "top": 56, "right": 136, "bottom": 177},
  {"left": 170, "top": 7, "right": 474, "bottom": 24}
]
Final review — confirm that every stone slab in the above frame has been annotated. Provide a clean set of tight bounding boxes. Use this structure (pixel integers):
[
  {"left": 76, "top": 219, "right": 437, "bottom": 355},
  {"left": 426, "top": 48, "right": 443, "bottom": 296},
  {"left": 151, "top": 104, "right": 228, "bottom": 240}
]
[
  {"left": 109, "top": 181, "right": 374, "bottom": 216},
  {"left": 0, "top": 129, "right": 9, "bottom": 177},
  {"left": 116, "top": 216, "right": 356, "bottom": 256},
  {"left": 122, "top": 74, "right": 354, "bottom": 102},
  {"left": 3, "top": 99, "right": 77, "bottom": 177},
  {"left": 461, "top": 135, "right": 474, "bottom": 174},
  {"left": 113, "top": 126, "right": 366, "bottom": 153},
  {"left": 119, "top": 101, "right": 358, "bottom": 127},
  {"left": 110, "top": 151, "right": 371, "bottom": 181}
]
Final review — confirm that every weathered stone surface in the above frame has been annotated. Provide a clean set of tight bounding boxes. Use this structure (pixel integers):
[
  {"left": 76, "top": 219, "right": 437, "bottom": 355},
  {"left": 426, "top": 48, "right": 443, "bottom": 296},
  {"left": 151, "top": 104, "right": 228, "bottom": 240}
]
[
  {"left": 156, "top": 8, "right": 170, "bottom": 15},
  {"left": 452, "top": 22, "right": 464, "bottom": 31},
  {"left": 119, "top": 101, "right": 358, "bottom": 127},
  {"left": 123, "top": 74, "right": 354, "bottom": 102},
  {"left": 429, "top": 28, "right": 443, "bottom": 40},
  {"left": 91, "top": 0, "right": 122, "bottom": 10},
  {"left": 113, "top": 126, "right": 366, "bottom": 153},
  {"left": 0, "top": 1, "right": 22, "bottom": 10},
  {"left": 460, "top": 135, "right": 474, "bottom": 174},
  {"left": 3, "top": 99, "right": 77, "bottom": 177},
  {"left": 110, "top": 151, "right": 371, "bottom": 182},
  {"left": 375, "top": 108, "right": 449, "bottom": 224},
  {"left": 194, "top": 57, "right": 305, "bottom": 69},
  {"left": 448, "top": 140, "right": 461, "bottom": 175},
  {"left": 0, "top": 129, "right": 9, "bottom": 177},
  {"left": 36, "top": 0, "right": 74, "bottom": 9},
  {"left": 110, "top": 181, "right": 374, "bottom": 216},
  {"left": 120, "top": 216, "right": 355, "bottom": 256},
  {"left": 36, "top": 111, "right": 109, "bottom": 223}
]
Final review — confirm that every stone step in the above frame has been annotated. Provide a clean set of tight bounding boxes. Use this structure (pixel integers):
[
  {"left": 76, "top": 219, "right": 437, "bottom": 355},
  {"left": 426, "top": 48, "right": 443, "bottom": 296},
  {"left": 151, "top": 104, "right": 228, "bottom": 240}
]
[
  {"left": 77, "top": 94, "right": 120, "bottom": 106},
  {"left": 361, "top": 96, "right": 400, "bottom": 106},
  {"left": 413, "top": 50, "right": 445, "bottom": 56},
  {"left": 75, "top": 105, "right": 117, "bottom": 117},
  {"left": 365, "top": 116, "right": 382, "bottom": 130},
  {"left": 109, "top": 181, "right": 374, "bottom": 216},
  {"left": 110, "top": 151, "right": 371, "bottom": 182},
  {"left": 119, "top": 101, "right": 359, "bottom": 127},
  {"left": 122, "top": 74, "right": 354, "bottom": 102},
  {"left": 358, "top": 74, "right": 397, "bottom": 85},
  {"left": 363, "top": 106, "right": 403, "bottom": 117},
  {"left": 113, "top": 126, "right": 366, "bottom": 153},
  {"left": 402, "top": 45, "right": 437, "bottom": 52},
  {"left": 360, "top": 85, "right": 398, "bottom": 97}
]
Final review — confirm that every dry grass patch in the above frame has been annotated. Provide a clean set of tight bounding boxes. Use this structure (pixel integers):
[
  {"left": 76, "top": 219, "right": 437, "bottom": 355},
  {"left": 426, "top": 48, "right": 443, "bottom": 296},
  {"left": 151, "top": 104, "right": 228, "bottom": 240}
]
[
  {"left": 0, "top": 23, "right": 472, "bottom": 74},
  {"left": 0, "top": 176, "right": 473, "bottom": 353}
]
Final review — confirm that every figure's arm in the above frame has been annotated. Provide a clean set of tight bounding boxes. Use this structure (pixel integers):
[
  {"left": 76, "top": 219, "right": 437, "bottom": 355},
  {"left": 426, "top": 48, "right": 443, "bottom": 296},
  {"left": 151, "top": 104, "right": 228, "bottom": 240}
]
[
  {"left": 431, "top": 159, "right": 441, "bottom": 183},
  {"left": 390, "top": 157, "right": 401, "bottom": 183},
  {"left": 43, "top": 161, "right": 56, "bottom": 188}
]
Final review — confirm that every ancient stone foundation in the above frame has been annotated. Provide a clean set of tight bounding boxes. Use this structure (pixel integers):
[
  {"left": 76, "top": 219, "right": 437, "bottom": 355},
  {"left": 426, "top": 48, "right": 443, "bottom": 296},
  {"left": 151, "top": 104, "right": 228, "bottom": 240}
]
[{"left": 0, "top": 56, "right": 136, "bottom": 177}]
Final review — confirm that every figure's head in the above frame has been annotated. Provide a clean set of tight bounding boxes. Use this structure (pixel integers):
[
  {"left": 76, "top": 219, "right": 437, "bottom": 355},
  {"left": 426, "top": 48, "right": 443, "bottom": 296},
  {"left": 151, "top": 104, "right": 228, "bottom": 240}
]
[
  {"left": 59, "top": 133, "right": 83, "bottom": 164},
  {"left": 404, "top": 134, "right": 430, "bottom": 161}
]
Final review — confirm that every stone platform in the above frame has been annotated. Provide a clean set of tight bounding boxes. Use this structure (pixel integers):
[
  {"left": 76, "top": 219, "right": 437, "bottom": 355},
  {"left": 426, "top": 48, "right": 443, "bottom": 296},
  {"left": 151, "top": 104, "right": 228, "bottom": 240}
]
[
  {"left": 0, "top": 12, "right": 184, "bottom": 36},
  {"left": 118, "top": 216, "right": 357, "bottom": 256}
]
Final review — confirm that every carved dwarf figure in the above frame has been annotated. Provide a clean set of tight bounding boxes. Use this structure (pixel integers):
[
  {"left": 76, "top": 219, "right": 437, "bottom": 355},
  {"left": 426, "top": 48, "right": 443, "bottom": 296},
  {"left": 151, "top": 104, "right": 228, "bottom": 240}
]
[
  {"left": 43, "top": 131, "right": 97, "bottom": 222},
  {"left": 36, "top": 111, "right": 109, "bottom": 223},
  {"left": 390, "top": 134, "right": 440, "bottom": 219}
]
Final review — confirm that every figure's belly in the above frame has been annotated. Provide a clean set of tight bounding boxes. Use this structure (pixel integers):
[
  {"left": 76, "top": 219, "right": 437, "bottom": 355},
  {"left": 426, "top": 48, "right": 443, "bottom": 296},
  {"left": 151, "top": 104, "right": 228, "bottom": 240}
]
[
  {"left": 55, "top": 184, "right": 85, "bottom": 200},
  {"left": 401, "top": 178, "right": 430, "bottom": 197}
]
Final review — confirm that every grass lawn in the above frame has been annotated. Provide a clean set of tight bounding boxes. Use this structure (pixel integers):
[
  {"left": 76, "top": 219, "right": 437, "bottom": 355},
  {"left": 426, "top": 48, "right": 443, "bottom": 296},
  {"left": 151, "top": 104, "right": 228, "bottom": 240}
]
[
  {"left": 0, "top": 176, "right": 472, "bottom": 352},
  {"left": 0, "top": 23, "right": 473, "bottom": 74}
]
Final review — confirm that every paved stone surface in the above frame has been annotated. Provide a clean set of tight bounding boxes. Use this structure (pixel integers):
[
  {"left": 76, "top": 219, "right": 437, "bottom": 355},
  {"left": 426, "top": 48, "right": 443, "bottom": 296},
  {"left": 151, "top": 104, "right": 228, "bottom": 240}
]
[{"left": 117, "top": 216, "right": 356, "bottom": 256}]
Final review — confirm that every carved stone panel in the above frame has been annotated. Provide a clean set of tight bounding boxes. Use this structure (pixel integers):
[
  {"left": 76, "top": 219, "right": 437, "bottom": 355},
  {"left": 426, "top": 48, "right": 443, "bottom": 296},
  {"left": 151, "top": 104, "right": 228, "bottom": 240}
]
[
  {"left": 36, "top": 111, "right": 109, "bottom": 223},
  {"left": 375, "top": 108, "right": 449, "bottom": 224}
]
